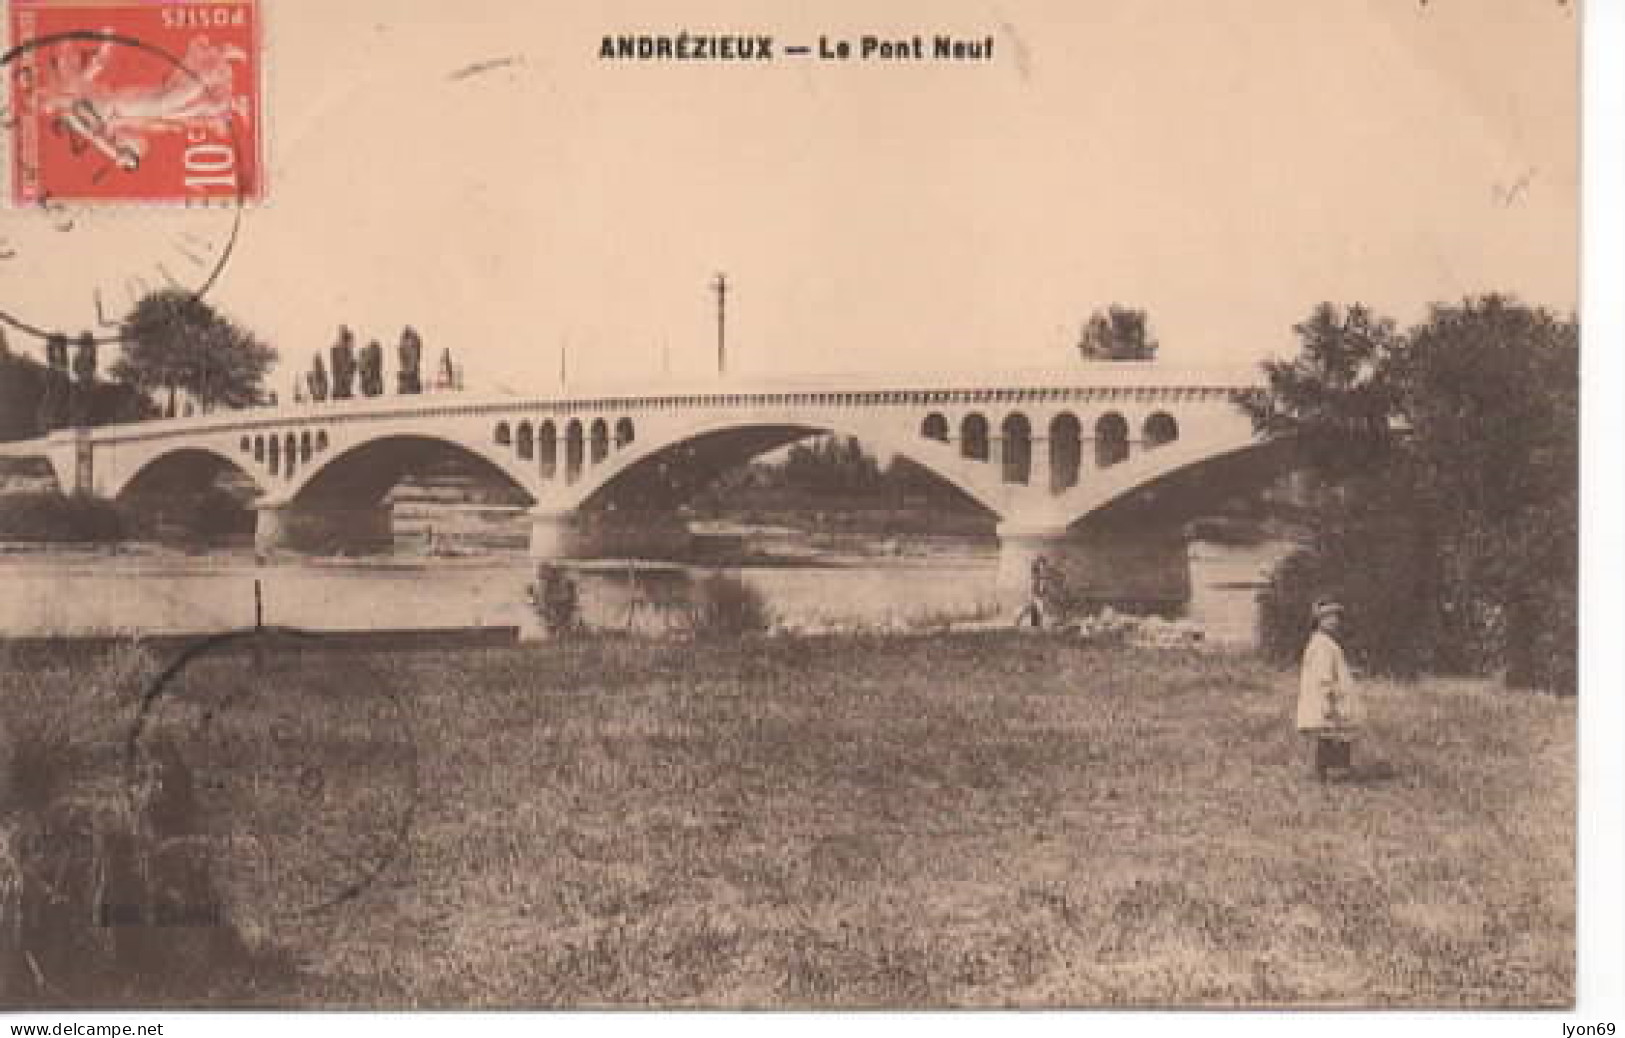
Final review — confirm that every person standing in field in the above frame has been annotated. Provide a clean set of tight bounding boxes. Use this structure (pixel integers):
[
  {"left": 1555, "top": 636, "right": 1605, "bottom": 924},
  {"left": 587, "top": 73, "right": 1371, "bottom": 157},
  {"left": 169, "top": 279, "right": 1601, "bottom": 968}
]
[
  {"left": 1016, "top": 555, "right": 1056, "bottom": 628},
  {"left": 1297, "top": 597, "right": 1361, "bottom": 782},
  {"left": 528, "top": 563, "right": 581, "bottom": 637}
]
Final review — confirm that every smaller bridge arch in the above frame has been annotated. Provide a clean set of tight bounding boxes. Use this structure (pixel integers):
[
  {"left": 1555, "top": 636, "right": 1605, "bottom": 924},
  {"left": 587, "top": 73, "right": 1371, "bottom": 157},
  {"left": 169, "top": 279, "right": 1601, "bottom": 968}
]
[
  {"left": 107, "top": 443, "right": 265, "bottom": 503},
  {"left": 1144, "top": 411, "right": 1179, "bottom": 449},
  {"left": 961, "top": 413, "right": 990, "bottom": 461},
  {"left": 1049, "top": 412, "right": 1082, "bottom": 492},
  {"left": 564, "top": 420, "right": 585, "bottom": 483},
  {"left": 1001, "top": 413, "right": 1032, "bottom": 485},
  {"left": 1095, "top": 412, "right": 1130, "bottom": 468},
  {"left": 538, "top": 421, "right": 558, "bottom": 478}
]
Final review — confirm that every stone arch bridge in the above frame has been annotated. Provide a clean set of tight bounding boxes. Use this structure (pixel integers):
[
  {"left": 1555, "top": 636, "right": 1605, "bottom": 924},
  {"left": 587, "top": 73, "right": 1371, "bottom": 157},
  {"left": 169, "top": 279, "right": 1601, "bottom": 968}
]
[{"left": 2, "top": 366, "right": 1283, "bottom": 606}]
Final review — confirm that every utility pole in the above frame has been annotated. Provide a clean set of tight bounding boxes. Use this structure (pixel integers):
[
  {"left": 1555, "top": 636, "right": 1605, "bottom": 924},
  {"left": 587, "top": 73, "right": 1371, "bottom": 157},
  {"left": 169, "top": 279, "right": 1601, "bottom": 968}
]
[{"left": 711, "top": 272, "right": 728, "bottom": 376}]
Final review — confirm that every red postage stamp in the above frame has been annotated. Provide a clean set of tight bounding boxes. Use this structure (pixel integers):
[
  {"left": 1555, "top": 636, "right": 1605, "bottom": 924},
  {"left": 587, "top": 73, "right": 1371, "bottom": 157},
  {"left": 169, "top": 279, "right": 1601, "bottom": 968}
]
[{"left": 5, "top": 0, "right": 263, "bottom": 205}]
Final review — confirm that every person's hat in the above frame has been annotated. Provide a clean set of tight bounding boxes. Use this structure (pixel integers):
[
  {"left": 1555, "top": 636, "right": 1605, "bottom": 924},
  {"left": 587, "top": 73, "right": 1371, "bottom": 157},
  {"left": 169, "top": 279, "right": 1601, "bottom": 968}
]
[{"left": 1311, "top": 597, "right": 1345, "bottom": 621}]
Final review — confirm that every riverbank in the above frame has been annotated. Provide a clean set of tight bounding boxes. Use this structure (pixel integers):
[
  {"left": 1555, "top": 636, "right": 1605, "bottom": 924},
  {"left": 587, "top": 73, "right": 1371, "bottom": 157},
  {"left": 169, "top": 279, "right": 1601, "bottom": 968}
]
[
  {"left": 0, "top": 532, "right": 1282, "bottom": 643},
  {"left": 0, "top": 634, "right": 1574, "bottom": 1007}
]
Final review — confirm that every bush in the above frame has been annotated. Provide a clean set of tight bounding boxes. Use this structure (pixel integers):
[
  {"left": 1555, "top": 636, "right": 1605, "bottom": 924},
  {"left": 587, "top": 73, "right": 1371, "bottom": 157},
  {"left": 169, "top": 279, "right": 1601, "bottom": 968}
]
[
  {"left": 1500, "top": 498, "right": 1578, "bottom": 694},
  {"left": 0, "top": 644, "right": 259, "bottom": 1004},
  {"left": 527, "top": 565, "right": 582, "bottom": 637},
  {"left": 121, "top": 485, "right": 254, "bottom": 544},
  {"left": 1256, "top": 488, "right": 1449, "bottom": 678},
  {"left": 690, "top": 572, "right": 772, "bottom": 639},
  {"left": 1185, "top": 515, "right": 1269, "bottom": 547},
  {"left": 0, "top": 492, "right": 125, "bottom": 543},
  {"left": 1242, "top": 296, "right": 1577, "bottom": 694}
]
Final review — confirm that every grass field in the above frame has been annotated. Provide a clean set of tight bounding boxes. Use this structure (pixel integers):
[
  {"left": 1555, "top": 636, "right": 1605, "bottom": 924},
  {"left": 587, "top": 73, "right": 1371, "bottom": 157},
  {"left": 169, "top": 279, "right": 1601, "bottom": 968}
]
[{"left": 1, "top": 633, "right": 1574, "bottom": 1007}]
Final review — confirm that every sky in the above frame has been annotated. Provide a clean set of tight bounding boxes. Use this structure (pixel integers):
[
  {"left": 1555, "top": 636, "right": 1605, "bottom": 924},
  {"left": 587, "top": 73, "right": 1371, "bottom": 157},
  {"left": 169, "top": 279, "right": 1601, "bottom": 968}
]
[{"left": 2, "top": 0, "right": 1578, "bottom": 394}]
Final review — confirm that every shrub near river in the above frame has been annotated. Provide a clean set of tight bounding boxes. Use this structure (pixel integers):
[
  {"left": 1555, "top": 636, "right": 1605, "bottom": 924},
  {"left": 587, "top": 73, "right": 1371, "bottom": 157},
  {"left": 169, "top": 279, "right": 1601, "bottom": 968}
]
[
  {"left": 0, "top": 634, "right": 1573, "bottom": 1007},
  {"left": 0, "top": 493, "right": 126, "bottom": 544},
  {"left": 0, "top": 488, "right": 254, "bottom": 547}
]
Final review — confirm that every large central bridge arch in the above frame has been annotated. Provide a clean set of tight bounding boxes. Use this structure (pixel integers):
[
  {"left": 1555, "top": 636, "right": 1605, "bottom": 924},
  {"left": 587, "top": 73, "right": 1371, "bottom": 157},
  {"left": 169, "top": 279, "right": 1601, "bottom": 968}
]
[
  {"left": 280, "top": 433, "right": 538, "bottom": 510},
  {"left": 249, "top": 432, "right": 540, "bottom": 555},
  {"left": 1041, "top": 430, "right": 1293, "bottom": 532},
  {"left": 535, "top": 410, "right": 1011, "bottom": 519}
]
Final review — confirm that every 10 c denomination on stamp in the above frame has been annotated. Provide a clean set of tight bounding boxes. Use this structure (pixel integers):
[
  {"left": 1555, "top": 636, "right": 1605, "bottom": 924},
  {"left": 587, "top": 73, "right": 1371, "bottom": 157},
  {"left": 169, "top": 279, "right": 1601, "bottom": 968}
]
[{"left": 6, "top": 0, "right": 264, "bottom": 205}]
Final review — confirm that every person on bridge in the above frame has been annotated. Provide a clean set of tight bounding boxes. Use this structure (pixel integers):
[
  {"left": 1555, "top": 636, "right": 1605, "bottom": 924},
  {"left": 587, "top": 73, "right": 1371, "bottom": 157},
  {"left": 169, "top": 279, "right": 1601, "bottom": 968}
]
[{"left": 1297, "top": 597, "right": 1361, "bottom": 782}]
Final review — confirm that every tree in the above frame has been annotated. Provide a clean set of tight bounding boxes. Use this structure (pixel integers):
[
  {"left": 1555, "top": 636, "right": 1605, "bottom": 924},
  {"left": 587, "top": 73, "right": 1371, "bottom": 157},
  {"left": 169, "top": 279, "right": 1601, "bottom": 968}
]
[
  {"left": 330, "top": 326, "right": 357, "bottom": 400},
  {"left": 112, "top": 290, "right": 276, "bottom": 415},
  {"left": 781, "top": 436, "right": 883, "bottom": 497},
  {"left": 1395, "top": 295, "right": 1577, "bottom": 689},
  {"left": 1, "top": 338, "right": 155, "bottom": 440},
  {"left": 1077, "top": 305, "right": 1159, "bottom": 361},
  {"left": 397, "top": 327, "right": 423, "bottom": 394},
  {"left": 38, "top": 333, "right": 71, "bottom": 431},
  {"left": 307, "top": 353, "right": 329, "bottom": 402},
  {"left": 360, "top": 339, "right": 385, "bottom": 397},
  {"left": 1236, "top": 302, "right": 1402, "bottom": 480},
  {"left": 1244, "top": 295, "right": 1578, "bottom": 692}
]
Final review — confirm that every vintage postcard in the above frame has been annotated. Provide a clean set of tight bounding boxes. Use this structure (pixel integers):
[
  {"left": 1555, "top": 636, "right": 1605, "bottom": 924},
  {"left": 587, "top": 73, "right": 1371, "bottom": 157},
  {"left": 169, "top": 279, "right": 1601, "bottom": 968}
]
[{"left": 0, "top": 0, "right": 1590, "bottom": 1020}]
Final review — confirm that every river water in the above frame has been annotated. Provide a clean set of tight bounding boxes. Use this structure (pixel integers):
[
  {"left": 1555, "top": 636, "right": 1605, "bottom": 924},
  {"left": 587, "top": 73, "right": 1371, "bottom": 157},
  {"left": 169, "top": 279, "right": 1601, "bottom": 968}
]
[{"left": 0, "top": 536, "right": 1289, "bottom": 645}]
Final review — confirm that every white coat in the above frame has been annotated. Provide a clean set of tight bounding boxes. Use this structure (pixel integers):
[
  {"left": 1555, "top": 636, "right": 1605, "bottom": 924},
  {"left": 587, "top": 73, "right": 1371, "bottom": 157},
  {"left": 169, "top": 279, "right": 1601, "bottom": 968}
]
[{"left": 1297, "top": 629, "right": 1360, "bottom": 734}]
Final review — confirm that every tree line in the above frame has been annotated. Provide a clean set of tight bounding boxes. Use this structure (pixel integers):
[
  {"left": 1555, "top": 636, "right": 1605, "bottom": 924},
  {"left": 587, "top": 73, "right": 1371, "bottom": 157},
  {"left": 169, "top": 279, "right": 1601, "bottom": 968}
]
[
  {"left": 0, "top": 289, "right": 468, "bottom": 442},
  {"left": 1, "top": 289, "right": 278, "bottom": 439}
]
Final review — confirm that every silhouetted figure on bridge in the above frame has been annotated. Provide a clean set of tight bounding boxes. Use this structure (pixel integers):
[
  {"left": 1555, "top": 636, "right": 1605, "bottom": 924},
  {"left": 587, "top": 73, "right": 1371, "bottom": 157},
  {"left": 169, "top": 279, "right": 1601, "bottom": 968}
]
[
  {"left": 360, "top": 339, "right": 384, "bottom": 397},
  {"left": 307, "top": 352, "right": 329, "bottom": 402},
  {"left": 38, "top": 334, "right": 71, "bottom": 431},
  {"left": 433, "top": 347, "right": 458, "bottom": 392},
  {"left": 330, "top": 326, "right": 357, "bottom": 400},
  {"left": 68, "top": 332, "right": 97, "bottom": 427},
  {"left": 397, "top": 327, "right": 423, "bottom": 394}
]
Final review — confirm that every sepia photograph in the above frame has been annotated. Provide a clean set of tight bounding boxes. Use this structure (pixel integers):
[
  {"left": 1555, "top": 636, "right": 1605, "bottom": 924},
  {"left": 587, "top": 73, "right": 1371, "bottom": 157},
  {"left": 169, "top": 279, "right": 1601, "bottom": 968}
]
[{"left": 0, "top": 0, "right": 1605, "bottom": 1021}]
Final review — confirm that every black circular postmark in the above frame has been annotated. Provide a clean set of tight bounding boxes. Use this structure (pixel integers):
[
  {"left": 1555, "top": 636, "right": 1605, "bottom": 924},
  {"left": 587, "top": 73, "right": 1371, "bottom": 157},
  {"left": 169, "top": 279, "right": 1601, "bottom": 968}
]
[
  {"left": 0, "top": 29, "right": 247, "bottom": 345},
  {"left": 124, "top": 627, "right": 418, "bottom": 927}
]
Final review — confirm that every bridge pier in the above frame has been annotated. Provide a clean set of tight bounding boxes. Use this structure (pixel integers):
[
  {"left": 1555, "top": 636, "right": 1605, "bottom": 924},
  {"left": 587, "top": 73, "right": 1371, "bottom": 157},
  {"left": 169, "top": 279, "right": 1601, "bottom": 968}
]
[
  {"left": 43, "top": 428, "right": 92, "bottom": 495},
  {"left": 254, "top": 500, "right": 394, "bottom": 556},
  {"left": 528, "top": 507, "right": 693, "bottom": 562},
  {"left": 997, "top": 519, "right": 1192, "bottom": 618}
]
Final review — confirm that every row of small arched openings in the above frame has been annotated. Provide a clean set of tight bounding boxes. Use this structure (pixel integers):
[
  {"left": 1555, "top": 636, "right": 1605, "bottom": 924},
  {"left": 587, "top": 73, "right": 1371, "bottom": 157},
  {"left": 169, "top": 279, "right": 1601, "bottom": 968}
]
[
  {"left": 241, "top": 429, "right": 331, "bottom": 479},
  {"left": 495, "top": 417, "right": 636, "bottom": 484},
  {"left": 919, "top": 410, "right": 1179, "bottom": 491}
]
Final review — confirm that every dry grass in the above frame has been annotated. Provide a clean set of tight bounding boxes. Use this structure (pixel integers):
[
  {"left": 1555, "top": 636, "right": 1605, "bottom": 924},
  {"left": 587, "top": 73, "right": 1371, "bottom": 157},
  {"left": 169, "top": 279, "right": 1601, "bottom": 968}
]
[{"left": 2, "top": 634, "right": 1574, "bottom": 1007}]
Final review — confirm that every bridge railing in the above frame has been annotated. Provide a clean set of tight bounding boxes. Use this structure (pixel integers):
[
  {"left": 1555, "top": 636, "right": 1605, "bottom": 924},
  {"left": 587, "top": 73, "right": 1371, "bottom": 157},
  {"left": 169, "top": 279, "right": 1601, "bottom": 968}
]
[{"left": 32, "top": 364, "right": 1265, "bottom": 446}]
